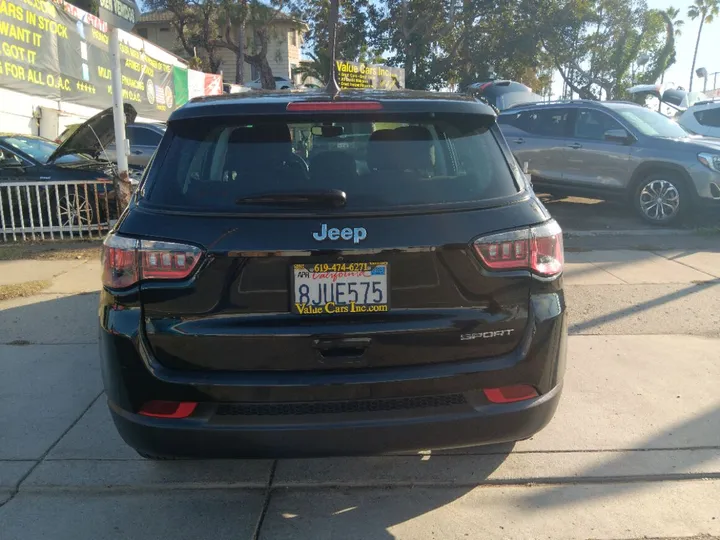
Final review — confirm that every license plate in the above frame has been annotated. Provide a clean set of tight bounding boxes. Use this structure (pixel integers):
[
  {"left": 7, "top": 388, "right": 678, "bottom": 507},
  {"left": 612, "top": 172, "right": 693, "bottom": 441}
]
[{"left": 292, "top": 262, "right": 389, "bottom": 315}]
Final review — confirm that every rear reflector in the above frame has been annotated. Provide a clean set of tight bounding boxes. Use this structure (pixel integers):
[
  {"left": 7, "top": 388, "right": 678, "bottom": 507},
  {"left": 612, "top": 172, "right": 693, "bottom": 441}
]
[
  {"left": 139, "top": 401, "right": 197, "bottom": 419},
  {"left": 473, "top": 220, "right": 564, "bottom": 277},
  {"left": 484, "top": 385, "right": 539, "bottom": 404},
  {"left": 286, "top": 101, "right": 383, "bottom": 112},
  {"left": 102, "top": 234, "right": 203, "bottom": 288}
]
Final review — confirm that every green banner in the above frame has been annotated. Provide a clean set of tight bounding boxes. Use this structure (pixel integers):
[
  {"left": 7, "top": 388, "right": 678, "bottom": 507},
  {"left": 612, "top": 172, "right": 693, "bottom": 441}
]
[{"left": 173, "top": 65, "right": 188, "bottom": 107}]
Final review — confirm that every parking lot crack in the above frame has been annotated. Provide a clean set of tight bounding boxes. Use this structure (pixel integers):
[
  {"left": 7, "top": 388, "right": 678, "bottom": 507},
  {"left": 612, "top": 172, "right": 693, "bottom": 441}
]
[
  {"left": 251, "top": 460, "right": 277, "bottom": 540},
  {"left": 2, "top": 390, "right": 104, "bottom": 507}
]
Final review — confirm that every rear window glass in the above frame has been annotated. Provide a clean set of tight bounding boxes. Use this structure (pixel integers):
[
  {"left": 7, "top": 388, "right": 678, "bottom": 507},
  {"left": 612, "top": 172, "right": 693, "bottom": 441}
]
[
  {"left": 497, "top": 92, "right": 543, "bottom": 111},
  {"left": 144, "top": 113, "right": 519, "bottom": 213}
]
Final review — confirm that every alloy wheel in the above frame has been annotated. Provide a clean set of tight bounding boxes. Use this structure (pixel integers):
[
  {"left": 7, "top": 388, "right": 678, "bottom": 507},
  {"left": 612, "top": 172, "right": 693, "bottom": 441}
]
[
  {"left": 638, "top": 179, "right": 680, "bottom": 222},
  {"left": 58, "top": 194, "right": 93, "bottom": 228}
]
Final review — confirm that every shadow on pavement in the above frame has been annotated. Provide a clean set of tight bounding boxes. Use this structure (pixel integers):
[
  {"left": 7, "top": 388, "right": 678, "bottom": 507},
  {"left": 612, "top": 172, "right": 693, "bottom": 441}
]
[
  {"left": 262, "top": 445, "right": 515, "bottom": 540},
  {"left": 0, "top": 292, "right": 98, "bottom": 345},
  {"left": 569, "top": 280, "right": 719, "bottom": 334},
  {"left": 539, "top": 193, "right": 720, "bottom": 232},
  {"left": 521, "top": 405, "right": 720, "bottom": 510},
  {"left": 0, "top": 290, "right": 518, "bottom": 539}
]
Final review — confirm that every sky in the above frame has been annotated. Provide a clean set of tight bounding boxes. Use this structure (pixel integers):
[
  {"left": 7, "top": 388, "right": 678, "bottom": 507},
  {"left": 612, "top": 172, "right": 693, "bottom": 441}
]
[{"left": 647, "top": 0, "right": 719, "bottom": 91}]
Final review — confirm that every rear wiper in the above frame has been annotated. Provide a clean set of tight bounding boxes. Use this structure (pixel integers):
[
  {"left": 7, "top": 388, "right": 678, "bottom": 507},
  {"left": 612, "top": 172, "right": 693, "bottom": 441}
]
[{"left": 236, "top": 189, "right": 347, "bottom": 207}]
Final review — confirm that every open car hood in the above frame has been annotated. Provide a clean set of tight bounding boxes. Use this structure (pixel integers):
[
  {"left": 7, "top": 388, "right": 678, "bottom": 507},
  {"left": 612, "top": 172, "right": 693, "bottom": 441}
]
[
  {"left": 47, "top": 104, "right": 137, "bottom": 164},
  {"left": 627, "top": 85, "right": 702, "bottom": 110}
]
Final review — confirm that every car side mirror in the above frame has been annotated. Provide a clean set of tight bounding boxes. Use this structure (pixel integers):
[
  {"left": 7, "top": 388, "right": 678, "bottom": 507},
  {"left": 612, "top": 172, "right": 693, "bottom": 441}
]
[{"left": 604, "top": 129, "right": 631, "bottom": 144}]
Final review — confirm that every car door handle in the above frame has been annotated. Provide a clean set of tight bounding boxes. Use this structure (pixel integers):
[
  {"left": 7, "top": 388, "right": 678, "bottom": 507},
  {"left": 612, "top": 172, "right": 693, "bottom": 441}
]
[
  {"left": 567, "top": 143, "right": 583, "bottom": 149},
  {"left": 313, "top": 337, "right": 371, "bottom": 362},
  {"left": 131, "top": 150, "right": 143, "bottom": 155},
  {"left": 513, "top": 138, "right": 525, "bottom": 144}
]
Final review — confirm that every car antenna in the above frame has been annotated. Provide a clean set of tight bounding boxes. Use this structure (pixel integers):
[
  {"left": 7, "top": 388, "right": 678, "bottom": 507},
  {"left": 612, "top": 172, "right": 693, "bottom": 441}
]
[{"left": 325, "top": 0, "right": 340, "bottom": 95}]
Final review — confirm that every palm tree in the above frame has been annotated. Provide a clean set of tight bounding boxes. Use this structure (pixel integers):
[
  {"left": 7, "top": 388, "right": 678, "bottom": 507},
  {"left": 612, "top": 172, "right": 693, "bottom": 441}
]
[
  {"left": 660, "top": 7, "right": 684, "bottom": 84},
  {"left": 293, "top": 52, "right": 332, "bottom": 86},
  {"left": 666, "top": 6, "right": 685, "bottom": 36},
  {"left": 687, "top": 0, "right": 719, "bottom": 91}
]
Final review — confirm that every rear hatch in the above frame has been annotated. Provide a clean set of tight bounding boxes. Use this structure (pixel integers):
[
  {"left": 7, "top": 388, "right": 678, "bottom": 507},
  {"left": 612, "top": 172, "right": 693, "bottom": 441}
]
[{"left": 122, "top": 102, "right": 553, "bottom": 372}]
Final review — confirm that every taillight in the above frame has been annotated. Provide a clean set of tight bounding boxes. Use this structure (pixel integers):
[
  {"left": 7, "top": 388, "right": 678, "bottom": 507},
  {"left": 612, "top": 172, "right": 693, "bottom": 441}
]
[
  {"left": 472, "top": 220, "right": 564, "bottom": 277},
  {"left": 102, "top": 235, "right": 139, "bottom": 288},
  {"left": 101, "top": 234, "right": 203, "bottom": 288}
]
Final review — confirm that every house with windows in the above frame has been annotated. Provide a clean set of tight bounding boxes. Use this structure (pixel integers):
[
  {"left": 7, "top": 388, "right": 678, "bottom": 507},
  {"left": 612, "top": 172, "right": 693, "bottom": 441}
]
[{"left": 134, "top": 11, "right": 305, "bottom": 85}]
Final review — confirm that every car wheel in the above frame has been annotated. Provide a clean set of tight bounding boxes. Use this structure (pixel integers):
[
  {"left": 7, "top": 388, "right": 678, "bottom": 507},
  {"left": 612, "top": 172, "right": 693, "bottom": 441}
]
[
  {"left": 58, "top": 193, "right": 93, "bottom": 228},
  {"left": 633, "top": 174, "right": 688, "bottom": 226}
]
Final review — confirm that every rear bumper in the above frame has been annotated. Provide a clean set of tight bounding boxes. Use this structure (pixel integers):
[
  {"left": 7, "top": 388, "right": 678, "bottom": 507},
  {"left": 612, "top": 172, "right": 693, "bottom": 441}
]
[
  {"left": 99, "top": 288, "right": 567, "bottom": 458},
  {"left": 109, "top": 382, "right": 562, "bottom": 458}
]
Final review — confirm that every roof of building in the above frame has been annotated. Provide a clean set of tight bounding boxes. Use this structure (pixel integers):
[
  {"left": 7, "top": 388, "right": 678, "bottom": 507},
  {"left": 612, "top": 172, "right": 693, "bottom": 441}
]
[
  {"left": 137, "top": 10, "right": 174, "bottom": 23},
  {"left": 137, "top": 9, "right": 305, "bottom": 27}
]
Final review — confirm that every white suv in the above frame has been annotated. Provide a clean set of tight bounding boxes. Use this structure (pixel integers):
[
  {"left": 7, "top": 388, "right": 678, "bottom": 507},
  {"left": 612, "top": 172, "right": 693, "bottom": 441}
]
[{"left": 677, "top": 99, "right": 720, "bottom": 139}]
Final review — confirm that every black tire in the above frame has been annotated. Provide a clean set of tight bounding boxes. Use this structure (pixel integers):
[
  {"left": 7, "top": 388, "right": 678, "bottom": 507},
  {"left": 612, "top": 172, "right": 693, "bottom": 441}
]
[{"left": 632, "top": 173, "right": 690, "bottom": 226}]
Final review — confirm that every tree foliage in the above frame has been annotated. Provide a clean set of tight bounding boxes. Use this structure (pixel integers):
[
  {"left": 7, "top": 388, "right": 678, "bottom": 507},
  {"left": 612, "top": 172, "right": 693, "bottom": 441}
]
[
  {"left": 534, "top": 0, "right": 680, "bottom": 99},
  {"left": 145, "top": 0, "right": 681, "bottom": 97},
  {"left": 144, "top": 0, "right": 295, "bottom": 88},
  {"left": 287, "top": 0, "right": 675, "bottom": 98}
]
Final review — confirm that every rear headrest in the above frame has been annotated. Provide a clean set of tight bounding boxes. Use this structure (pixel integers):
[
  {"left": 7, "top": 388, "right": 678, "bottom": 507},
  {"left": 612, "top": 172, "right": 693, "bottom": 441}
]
[
  {"left": 226, "top": 124, "right": 292, "bottom": 174},
  {"left": 310, "top": 151, "right": 357, "bottom": 183},
  {"left": 367, "top": 129, "right": 398, "bottom": 171},
  {"left": 393, "top": 126, "right": 434, "bottom": 172},
  {"left": 393, "top": 126, "right": 433, "bottom": 142},
  {"left": 367, "top": 126, "right": 434, "bottom": 173},
  {"left": 229, "top": 123, "right": 292, "bottom": 145}
]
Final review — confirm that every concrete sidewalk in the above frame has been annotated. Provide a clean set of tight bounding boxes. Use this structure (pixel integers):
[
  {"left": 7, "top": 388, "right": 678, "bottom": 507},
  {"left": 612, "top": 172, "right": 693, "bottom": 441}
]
[
  {"left": 0, "top": 259, "right": 101, "bottom": 293},
  {"left": 1, "top": 334, "right": 719, "bottom": 539},
  {"left": 2, "top": 248, "right": 720, "bottom": 539},
  {"left": 564, "top": 249, "right": 720, "bottom": 285}
]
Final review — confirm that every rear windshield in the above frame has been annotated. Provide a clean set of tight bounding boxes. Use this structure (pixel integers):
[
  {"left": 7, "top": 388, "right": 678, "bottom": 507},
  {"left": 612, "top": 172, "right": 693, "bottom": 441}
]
[
  {"left": 497, "top": 92, "right": 543, "bottom": 111},
  {"left": 143, "top": 112, "right": 519, "bottom": 213}
]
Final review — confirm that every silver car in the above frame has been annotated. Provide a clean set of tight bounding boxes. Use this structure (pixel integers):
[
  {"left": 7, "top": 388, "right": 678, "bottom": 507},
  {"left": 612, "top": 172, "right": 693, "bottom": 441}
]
[
  {"left": 498, "top": 100, "right": 720, "bottom": 224},
  {"left": 104, "top": 123, "right": 166, "bottom": 168}
]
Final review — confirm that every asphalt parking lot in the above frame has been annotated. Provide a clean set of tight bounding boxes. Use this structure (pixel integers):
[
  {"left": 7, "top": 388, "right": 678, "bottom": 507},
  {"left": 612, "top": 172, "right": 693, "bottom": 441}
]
[{"left": 1, "top": 197, "right": 720, "bottom": 539}]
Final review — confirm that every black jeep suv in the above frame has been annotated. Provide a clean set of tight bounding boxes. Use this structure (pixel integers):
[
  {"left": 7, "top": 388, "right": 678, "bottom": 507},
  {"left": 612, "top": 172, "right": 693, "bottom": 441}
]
[{"left": 99, "top": 90, "right": 567, "bottom": 459}]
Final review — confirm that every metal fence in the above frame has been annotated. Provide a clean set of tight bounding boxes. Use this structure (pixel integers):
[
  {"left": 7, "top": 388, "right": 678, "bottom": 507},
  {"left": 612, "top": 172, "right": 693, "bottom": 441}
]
[{"left": 0, "top": 179, "right": 115, "bottom": 242}]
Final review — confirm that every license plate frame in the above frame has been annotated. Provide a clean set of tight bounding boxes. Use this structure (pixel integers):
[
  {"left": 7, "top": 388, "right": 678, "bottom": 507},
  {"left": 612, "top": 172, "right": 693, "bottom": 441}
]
[{"left": 291, "top": 262, "right": 390, "bottom": 315}]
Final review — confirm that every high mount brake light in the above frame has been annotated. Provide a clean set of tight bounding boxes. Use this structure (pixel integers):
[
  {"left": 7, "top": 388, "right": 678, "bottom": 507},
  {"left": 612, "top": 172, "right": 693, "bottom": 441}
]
[
  {"left": 101, "top": 234, "right": 203, "bottom": 288},
  {"left": 286, "top": 101, "right": 383, "bottom": 112},
  {"left": 473, "top": 220, "right": 564, "bottom": 277}
]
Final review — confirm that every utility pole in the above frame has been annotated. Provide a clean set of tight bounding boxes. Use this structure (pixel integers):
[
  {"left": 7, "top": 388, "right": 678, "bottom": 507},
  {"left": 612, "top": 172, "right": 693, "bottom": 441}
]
[
  {"left": 236, "top": 0, "right": 247, "bottom": 85},
  {"left": 326, "top": 0, "right": 340, "bottom": 93},
  {"left": 109, "top": 29, "right": 132, "bottom": 213}
]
